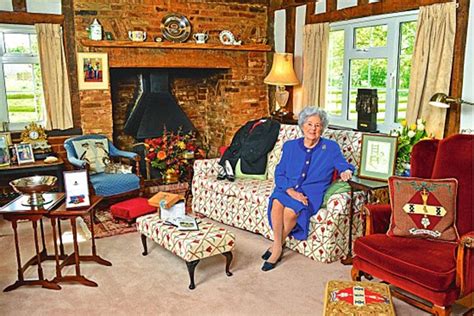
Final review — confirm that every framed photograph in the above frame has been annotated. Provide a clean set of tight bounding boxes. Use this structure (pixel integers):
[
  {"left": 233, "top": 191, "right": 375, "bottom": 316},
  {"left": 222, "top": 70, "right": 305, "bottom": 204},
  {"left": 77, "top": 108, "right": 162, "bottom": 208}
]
[
  {"left": 77, "top": 52, "right": 109, "bottom": 90},
  {"left": 15, "top": 143, "right": 35, "bottom": 165},
  {"left": 359, "top": 134, "right": 398, "bottom": 181},
  {"left": 64, "top": 170, "right": 90, "bottom": 208},
  {"left": 0, "top": 133, "right": 11, "bottom": 167}
]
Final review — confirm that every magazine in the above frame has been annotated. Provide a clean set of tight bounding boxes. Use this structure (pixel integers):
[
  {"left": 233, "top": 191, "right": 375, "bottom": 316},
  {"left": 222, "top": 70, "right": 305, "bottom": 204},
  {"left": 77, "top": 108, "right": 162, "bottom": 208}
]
[{"left": 165, "top": 215, "right": 199, "bottom": 231}]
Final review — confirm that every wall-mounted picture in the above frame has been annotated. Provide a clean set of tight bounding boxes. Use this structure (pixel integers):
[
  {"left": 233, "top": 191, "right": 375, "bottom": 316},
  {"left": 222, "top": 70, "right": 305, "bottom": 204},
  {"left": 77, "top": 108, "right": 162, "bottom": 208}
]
[
  {"left": 64, "top": 170, "right": 90, "bottom": 208},
  {"left": 77, "top": 52, "right": 109, "bottom": 90},
  {"left": 0, "top": 133, "right": 11, "bottom": 167},
  {"left": 15, "top": 143, "right": 35, "bottom": 165},
  {"left": 359, "top": 134, "right": 398, "bottom": 181}
]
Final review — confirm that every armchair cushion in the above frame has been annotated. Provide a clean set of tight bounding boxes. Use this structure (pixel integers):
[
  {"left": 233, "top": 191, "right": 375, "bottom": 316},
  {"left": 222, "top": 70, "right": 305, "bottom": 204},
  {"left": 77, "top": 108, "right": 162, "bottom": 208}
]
[
  {"left": 354, "top": 234, "right": 458, "bottom": 291},
  {"left": 72, "top": 138, "right": 110, "bottom": 174},
  {"left": 388, "top": 176, "right": 459, "bottom": 242},
  {"left": 90, "top": 173, "right": 140, "bottom": 197}
]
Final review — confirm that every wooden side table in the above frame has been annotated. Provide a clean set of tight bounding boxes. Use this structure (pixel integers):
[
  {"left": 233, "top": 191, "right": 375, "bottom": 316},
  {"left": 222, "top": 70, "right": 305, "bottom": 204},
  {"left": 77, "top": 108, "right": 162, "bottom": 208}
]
[
  {"left": 0, "top": 193, "right": 65, "bottom": 292},
  {"left": 341, "top": 177, "right": 388, "bottom": 265},
  {"left": 48, "top": 195, "right": 112, "bottom": 287}
]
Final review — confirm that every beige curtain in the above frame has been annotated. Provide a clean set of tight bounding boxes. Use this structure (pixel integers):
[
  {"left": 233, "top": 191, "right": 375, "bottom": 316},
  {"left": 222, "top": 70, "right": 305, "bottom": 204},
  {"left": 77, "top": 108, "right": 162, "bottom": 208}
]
[
  {"left": 35, "top": 24, "right": 73, "bottom": 130},
  {"left": 406, "top": 2, "right": 456, "bottom": 139},
  {"left": 302, "top": 23, "right": 329, "bottom": 109}
]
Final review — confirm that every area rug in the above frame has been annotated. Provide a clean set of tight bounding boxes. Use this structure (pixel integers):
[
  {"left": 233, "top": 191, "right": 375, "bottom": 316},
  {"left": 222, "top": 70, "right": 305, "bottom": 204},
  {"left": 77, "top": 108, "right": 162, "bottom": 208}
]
[{"left": 83, "top": 208, "right": 138, "bottom": 239}]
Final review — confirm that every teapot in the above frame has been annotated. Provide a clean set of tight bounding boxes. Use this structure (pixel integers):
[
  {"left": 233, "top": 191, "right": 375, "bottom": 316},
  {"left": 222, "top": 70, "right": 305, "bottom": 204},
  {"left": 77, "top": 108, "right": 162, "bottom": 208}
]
[
  {"left": 193, "top": 32, "right": 209, "bottom": 44},
  {"left": 128, "top": 31, "right": 147, "bottom": 42}
]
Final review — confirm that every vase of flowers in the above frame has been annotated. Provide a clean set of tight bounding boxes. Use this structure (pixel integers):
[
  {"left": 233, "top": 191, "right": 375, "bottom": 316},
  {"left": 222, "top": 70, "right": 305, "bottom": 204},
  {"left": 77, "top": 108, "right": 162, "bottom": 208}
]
[
  {"left": 391, "top": 119, "right": 429, "bottom": 176},
  {"left": 144, "top": 128, "right": 203, "bottom": 183}
]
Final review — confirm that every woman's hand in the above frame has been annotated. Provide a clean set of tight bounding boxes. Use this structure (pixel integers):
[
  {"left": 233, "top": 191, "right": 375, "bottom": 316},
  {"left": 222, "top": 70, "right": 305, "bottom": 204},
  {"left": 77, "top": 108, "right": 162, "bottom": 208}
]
[
  {"left": 340, "top": 170, "right": 353, "bottom": 182},
  {"left": 286, "top": 188, "right": 308, "bottom": 206}
]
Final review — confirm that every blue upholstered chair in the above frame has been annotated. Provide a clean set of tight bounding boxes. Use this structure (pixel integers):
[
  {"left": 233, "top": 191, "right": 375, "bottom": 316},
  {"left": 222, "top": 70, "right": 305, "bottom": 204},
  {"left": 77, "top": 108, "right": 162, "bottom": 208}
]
[{"left": 64, "top": 134, "right": 142, "bottom": 198}]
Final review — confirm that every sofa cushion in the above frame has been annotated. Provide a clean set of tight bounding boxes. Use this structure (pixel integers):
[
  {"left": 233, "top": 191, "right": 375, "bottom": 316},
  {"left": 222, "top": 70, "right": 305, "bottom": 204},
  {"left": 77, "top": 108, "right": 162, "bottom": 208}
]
[
  {"left": 72, "top": 138, "right": 110, "bottom": 174},
  {"left": 388, "top": 176, "right": 459, "bottom": 242},
  {"left": 267, "top": 125, "right": 302, "bottom": 180},
  {"left": 354, "top": 234, "right": 457, "bottom": 291}
]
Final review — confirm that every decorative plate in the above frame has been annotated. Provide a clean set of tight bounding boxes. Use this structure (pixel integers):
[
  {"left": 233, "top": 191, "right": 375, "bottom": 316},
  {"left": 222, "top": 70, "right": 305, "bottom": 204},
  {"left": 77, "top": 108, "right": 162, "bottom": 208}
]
[
  {"left": 160, "top": 13, "right": 192, "bottom": 43},
  {"left": 219, "top": 30, "right": 235, "bottom": 45}
]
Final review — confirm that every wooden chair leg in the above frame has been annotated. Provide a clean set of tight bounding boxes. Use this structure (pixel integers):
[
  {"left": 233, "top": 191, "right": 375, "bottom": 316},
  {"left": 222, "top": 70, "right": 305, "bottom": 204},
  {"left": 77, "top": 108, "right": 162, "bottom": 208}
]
[
  {"left": 351, "top": 267, "right": 362, "bottom": 281},
  {"left": 432, "top": 304, "right": 451, "bottom": 316}
]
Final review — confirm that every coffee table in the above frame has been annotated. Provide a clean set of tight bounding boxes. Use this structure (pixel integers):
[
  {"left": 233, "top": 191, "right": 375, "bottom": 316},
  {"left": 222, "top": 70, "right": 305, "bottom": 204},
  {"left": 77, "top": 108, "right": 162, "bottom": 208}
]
[{"left": 136, "top": 214, "right": 235, "bottom": 289}]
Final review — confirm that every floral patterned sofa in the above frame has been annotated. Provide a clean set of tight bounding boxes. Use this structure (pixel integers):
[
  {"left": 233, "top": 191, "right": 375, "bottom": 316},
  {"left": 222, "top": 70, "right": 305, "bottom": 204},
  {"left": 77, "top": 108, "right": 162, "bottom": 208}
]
[{"left": 192, "top": 124, "right": 365, "bottom": 263}]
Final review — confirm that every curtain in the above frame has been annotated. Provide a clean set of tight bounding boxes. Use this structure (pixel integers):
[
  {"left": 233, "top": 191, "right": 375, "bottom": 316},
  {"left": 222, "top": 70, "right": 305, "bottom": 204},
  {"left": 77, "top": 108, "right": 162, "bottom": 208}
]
[
  {"left": 302, "top": 23, "right": 329, "bottom": 109},
  {"left": 406, "top": 2, "right": 456, "bottom": 139},
  {"left": 35, "top": 24, "right": 73, "bottom": 130}
]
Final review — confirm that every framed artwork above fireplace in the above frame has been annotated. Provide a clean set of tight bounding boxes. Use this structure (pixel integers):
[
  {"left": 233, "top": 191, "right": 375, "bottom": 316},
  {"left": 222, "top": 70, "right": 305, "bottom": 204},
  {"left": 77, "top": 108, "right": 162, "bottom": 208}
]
[{"left": 77, "top": 52, "right": 109, "bottom": 90}]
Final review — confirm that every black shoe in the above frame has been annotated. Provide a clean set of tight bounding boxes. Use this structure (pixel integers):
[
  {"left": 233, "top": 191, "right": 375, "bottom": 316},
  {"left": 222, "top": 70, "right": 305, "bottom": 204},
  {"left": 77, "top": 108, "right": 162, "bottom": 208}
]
[
  {"left": 224, "top": 160, "right": 235, "bottom": 182},
  {"left": 217, "top": 167, "right": 226, "bottom": 180},
  {"left": 261, "top": 246, "right": 285, "bottom": 261},
  {"left": 261, "top": 255, "right": 282, "bottom": 272}
]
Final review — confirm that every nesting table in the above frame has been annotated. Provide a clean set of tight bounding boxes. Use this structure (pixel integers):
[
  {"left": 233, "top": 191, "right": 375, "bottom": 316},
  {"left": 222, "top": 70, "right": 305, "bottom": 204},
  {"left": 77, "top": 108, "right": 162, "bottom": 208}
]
[{"left": 0, "top": 193, "right": 111, "bottom": 291}]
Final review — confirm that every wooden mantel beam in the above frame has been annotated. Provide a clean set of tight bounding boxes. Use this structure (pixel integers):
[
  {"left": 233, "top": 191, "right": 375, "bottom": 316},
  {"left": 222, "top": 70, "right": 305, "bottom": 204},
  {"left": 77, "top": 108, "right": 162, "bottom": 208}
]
[{"left": 0, "top": 11, "right": 64, "bottom": 25}]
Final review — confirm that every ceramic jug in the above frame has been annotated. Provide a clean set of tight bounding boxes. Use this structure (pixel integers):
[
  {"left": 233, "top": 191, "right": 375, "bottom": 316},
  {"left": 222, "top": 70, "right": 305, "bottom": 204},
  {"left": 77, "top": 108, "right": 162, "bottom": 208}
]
[
  {"left": 193, "top": 33, "right": 208, "bottom": 44},
  {"left": 128, "top": 31, "right": 147, "bottom": 42}
]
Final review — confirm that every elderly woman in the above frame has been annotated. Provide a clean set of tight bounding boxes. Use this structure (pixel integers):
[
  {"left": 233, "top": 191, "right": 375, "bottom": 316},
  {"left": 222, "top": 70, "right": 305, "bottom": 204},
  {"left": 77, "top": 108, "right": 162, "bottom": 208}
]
[{"left": 262, "top": 106, "right": 354, "bottom": 271}]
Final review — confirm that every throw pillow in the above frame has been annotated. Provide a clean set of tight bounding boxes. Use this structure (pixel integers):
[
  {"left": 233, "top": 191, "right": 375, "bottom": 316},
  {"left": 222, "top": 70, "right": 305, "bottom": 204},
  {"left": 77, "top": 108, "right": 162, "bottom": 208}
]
[
  {"left": 235, "top": 159, "right": 267, "bottom": 180},
  {"left": 321, "top": 180, "right": 351, "bottom": 208},
  {"left": 72, "top": 138, "right": 110, "bottom": 174},
  {"left": 387, "top": 176, "right": 459, "bottom": 242}
]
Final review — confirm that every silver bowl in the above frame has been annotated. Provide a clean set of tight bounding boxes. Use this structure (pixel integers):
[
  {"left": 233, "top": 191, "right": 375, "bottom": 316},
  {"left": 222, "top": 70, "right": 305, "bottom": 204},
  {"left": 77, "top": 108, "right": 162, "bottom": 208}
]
[{"left": 9, "top": 175, "right": 57, "bottom": 206}]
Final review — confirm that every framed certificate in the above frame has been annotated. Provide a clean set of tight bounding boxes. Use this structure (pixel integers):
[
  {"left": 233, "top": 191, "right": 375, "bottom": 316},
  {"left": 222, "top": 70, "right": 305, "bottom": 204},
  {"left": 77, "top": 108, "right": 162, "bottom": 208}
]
[{"left": 64, "top": 170, "right": 90, "bottom": 208}]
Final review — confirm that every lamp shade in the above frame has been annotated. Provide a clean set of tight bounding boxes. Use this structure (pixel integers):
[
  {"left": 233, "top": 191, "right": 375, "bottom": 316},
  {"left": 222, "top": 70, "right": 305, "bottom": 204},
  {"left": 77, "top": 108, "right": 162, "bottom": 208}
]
[
  {"left": 264, "top": 53, "right": 300, "bottom": 86},
  {"left": 429, "top": 92, "right": 451, "bottom": 108}
]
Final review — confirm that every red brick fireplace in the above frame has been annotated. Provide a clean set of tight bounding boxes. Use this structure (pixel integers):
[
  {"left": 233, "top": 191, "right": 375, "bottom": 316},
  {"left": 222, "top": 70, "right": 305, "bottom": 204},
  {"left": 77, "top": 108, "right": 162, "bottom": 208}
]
[{"left": 72, "top": 1, "right": 272, "bottom": 156}]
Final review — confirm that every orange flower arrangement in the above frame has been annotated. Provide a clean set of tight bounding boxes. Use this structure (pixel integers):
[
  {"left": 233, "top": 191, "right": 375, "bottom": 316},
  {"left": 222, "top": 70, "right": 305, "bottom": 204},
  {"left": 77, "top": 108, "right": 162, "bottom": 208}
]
[{"left": 145, "top": 128, "right": 203, "bottom": 182}]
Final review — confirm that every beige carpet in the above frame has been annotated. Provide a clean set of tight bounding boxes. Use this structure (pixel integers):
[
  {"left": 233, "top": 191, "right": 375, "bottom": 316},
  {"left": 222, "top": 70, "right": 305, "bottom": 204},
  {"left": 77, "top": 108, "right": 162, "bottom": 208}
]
[{"left": 0, "top": 216, "right": 463, "bottom": 315}]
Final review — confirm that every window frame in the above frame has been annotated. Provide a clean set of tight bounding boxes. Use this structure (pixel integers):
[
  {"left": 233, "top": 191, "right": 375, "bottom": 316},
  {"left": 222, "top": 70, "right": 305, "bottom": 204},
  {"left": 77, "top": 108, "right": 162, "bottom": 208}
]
[
  {"left": 0, "top": 24, "right": 44, "bottom": 131},
  {"left": 327, "top": 10, "right": 418, "bottom": 133}
]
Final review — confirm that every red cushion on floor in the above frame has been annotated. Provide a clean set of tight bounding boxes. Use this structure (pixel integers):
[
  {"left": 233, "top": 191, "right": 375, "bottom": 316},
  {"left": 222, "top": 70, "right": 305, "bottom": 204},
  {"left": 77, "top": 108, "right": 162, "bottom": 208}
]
[
  {"left": 353, "top": 234, "right": 457, "bottom": 291},
  {"left": 110, "top": 197, "right": 156, "bottom": 221}
]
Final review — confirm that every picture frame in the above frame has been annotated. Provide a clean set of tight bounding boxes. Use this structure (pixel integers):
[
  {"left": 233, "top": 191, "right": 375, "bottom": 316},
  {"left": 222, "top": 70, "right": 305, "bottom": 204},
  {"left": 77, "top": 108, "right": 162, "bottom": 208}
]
[
  {"left": 64, "top": 170, "right": 90, "bottom": 208},
  {"left": 15, "top": 143, "right": 35, "bottom": 165},
  {"left": 359, "top": 134, "right": 398, "bottom": 181},
  {"left": 0, "top": 133, "right": 11, "bottom": 167},
  {"left": 77, "top": 52, "right": 109, "bottom": 90}
]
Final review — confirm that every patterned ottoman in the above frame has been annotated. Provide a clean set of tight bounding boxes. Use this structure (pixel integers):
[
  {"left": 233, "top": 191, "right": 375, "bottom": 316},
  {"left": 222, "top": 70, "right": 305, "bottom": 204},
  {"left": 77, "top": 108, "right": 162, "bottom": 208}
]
[
  {"left": 323, "top": 280, "right": 396, "bottom": 315},
  {"left": 136, "top": 214, "right": 235, "bottom": 289}
]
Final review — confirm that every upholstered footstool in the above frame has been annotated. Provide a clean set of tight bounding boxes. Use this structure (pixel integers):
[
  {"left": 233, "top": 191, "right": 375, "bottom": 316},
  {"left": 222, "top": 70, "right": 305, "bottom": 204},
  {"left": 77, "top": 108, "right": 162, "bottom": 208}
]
[
  {"left": 110, "top": 197, "right": 156, "bottom": 226},
  {"left": 136, "top": 214, "right": 235, "bottom": 289}
]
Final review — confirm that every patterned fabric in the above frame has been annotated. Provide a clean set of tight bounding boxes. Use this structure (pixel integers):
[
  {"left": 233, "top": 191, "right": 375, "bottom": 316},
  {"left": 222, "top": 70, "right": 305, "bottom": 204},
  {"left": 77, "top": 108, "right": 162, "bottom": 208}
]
[
  {"left": 192, "top": 125, "right": 366, "bottom": 263},
  {"left": 136, "top": 214, "right": 235, "bottom": 262},
  {"left": 388, "top": 176, "right": 459, "bottom": 241}
]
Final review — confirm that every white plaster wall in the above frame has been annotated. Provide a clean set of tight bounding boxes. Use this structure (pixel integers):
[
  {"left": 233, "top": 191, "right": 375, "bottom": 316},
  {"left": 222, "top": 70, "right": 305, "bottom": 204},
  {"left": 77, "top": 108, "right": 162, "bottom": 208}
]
[
  {"left": 460, "top": 3, "right": 474, "bottom": 131},
  {"left": 274, "top": 9, "right": 286, "bottom": 54},
  {"left": 0, "top": 0, "right": 13, "bottom": 11},
  {"left": 26, "top": 0, "right": 61, "bottom": 15}
]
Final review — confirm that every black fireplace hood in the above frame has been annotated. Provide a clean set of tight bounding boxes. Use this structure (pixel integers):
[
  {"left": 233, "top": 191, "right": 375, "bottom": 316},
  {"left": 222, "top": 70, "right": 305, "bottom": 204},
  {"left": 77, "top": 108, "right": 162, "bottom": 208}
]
[{"left": 124, "top": 71, "right": 195, "bottom": 140}]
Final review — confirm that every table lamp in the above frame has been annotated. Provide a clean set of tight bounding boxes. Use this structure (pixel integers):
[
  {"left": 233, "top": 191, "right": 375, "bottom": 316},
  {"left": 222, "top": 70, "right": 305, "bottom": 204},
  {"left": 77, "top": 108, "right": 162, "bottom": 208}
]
[
  {"left": 429, "top": 92, "right": 474, "bottom": 108},
  {"left": 264, "top": 53, "right": 300, "bottom": 117}
]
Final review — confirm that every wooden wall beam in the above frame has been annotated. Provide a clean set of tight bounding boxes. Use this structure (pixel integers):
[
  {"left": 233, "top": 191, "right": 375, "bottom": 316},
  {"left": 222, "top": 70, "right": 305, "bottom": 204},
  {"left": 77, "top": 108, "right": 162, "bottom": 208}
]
[
  {"left": 307, "top": 0, "right": 452, "bottom": 24},
  {"left": 270, "top": 0, "right": 317, "bottom": 12},
  {"left": 12, "top": 0, "right": 27, "bottom": 12},
  {"left": 446, "top": 0, "right": 470, "bottom": 136},
  {"left": 285, "top": 7, "right": 297, "bottom": 113},
  {"left": 0, "top": 11, "right": 64, "bottom": 25}
]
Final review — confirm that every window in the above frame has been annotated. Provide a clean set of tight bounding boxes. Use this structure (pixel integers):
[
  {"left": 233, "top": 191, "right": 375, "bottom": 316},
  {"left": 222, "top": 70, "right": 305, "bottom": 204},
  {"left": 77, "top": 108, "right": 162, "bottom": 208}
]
[
  {"left": 0, "top": 24, "right": 45, "bottom": 131},
  {"left": 326, "top": 12, "right": 418, "bottom": 132}
]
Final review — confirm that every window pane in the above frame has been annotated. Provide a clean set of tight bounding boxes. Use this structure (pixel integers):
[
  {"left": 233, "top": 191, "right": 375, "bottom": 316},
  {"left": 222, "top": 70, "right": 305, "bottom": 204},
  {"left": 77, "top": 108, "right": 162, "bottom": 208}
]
[
  {"left": 4, "top": 33, "right": 32, "bottom": 54},
  {"left": 327, "top": 30, "right": 344, "bottom": 116},
  {"left": 6, "top": 92, "right": 41, "bottom": 123},
  {"left": 30, "top": 34, "right": 39, "bottom": 54},
  {"left": 396, "top": 21, "right": 417, "bottom": 122},
  {"left": 4, "top": 64, "right": 34, "bottom": 92},
  {"left": 349, "top": 58, "right": 387, "bottom": 122},
  {"left": 354, "top": 25, "right": 388, "bottom": 49}
]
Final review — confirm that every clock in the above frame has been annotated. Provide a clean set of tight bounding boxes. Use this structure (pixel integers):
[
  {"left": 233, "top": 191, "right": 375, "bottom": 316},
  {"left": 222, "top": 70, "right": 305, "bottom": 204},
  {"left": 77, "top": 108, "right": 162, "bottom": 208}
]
[{"left": 21, "top": 122, "right": 48, "bottom": 145}]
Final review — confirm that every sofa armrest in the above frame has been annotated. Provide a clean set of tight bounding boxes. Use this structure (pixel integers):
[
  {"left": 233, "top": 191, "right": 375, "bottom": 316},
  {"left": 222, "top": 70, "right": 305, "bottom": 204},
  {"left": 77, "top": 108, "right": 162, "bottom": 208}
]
[
  {"left": 193, "top": 158, "right": 220, "bottom": 178},
  {"left": 456, "top": 231, "right": 474, "bottom": 297},
  {"left": 364, "top": 204, "right": 392, "bottom": 236},
  {"left": 326, "top": 191, "right": 366, "bottom": 216},
  {"left": 68, "top": 156, "right": 87, "bottom": 169}
]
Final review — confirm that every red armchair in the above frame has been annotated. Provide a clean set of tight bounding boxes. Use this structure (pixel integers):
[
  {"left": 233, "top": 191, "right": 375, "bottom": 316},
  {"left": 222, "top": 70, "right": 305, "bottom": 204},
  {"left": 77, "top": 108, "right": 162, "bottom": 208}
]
[{"left": 351, "top": 134, "right": 473, "bottom": 315}]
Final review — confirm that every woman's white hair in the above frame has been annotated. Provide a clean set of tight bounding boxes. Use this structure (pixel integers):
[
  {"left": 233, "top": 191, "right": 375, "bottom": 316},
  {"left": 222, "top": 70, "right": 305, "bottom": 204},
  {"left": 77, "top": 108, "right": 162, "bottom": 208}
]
[{"left": 298, "top": 106, "right": 329, "bottom": 132}]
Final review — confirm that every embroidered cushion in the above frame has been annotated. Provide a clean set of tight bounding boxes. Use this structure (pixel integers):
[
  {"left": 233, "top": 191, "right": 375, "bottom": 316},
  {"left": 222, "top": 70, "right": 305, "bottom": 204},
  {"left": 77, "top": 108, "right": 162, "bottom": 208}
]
[
  {"left": 387, "top": 176, "right": 459, "bottom": 241},
  {"left": 72, "top": 138, "right": 109, "bottom": 173}
]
